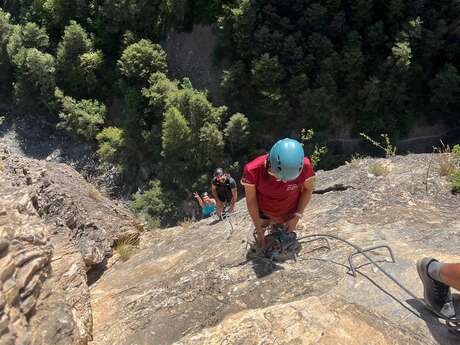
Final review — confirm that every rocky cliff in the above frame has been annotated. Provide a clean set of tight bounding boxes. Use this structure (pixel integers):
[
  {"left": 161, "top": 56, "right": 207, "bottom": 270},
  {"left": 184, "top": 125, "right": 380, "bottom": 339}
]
[
  {"left": 90, "top": 154, "right": 460, "bottom": 345},
  {"left": 0, "top": 144, "right": 140, "bottom": 345},
  {"left": 1, "top": 144, "right": 459, "bottom": 345}
]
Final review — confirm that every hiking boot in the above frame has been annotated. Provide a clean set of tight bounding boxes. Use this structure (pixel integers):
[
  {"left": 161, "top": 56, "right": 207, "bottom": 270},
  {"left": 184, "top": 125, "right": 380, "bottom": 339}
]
[{"left": 416, "top": 257, "right": 455, "bottom": 318}]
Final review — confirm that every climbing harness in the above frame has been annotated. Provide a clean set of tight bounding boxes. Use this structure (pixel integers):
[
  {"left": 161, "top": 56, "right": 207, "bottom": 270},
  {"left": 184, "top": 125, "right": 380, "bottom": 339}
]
[
  {"left": 247, "top": 225, "right": 301, "bottom": 262},
  {"left": 244, "top": 230, "right": 460, "bottom": 336}
]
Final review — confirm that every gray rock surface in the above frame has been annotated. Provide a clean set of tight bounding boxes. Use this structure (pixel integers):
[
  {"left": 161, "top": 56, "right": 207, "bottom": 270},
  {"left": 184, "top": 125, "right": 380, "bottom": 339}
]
[
  {"left": 0, "top": 162, "right": 85, "bottom": 344},
  {"left": 0, "top": 143, "right": 141, "bottom": 345},
  {"left": 90, "top": 154, "right": 460, "bottom": 345},
  {"left": 165, "top": 25, "right": 224, "bottom": 104},
  {"left": 0, "top": 144, "right": 140, "bottom": 267}
]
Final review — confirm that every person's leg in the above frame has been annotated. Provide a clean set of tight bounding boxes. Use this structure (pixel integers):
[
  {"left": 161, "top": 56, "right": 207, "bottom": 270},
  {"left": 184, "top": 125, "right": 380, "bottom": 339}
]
[
  {"left": 258, "top": 211, "right": 272, "bottom": 236},
  {"left": 429, "top": 261, "right": 460, "bottom": 291},
  {"left": 216, "top": 196, "right": 224, "bottom": 218},
  {"left": 417, "top": 257, "right": 455, "bottom": 316}
]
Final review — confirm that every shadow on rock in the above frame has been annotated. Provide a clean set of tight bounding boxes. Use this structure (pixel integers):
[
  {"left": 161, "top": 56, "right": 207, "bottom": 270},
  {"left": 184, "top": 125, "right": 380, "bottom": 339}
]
[
  {"left": 407, "top": 297, "right": 460, "bottom": 345},
  {"left": 207, "top": 218, "right": 221, "bottom": 226},
  {"left": 245, "top": 250, "right": 284, "bottom": 278}
]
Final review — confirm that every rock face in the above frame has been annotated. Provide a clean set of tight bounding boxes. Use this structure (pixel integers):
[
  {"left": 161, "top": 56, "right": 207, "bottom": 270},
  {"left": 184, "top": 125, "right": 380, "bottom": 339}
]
[
  {"left": 1, "top": 141, "right": 459, "bottom": 345},
  {"left": 165, "top": 25, "right": 223, "bottom": 104},
  {"left": 0, "top": 144, "right": 140, "bottom": 345},
  {"left": 90, "top": 154, "right": 460, "bottom": 345},
  {"left": 0, "top": 144, "right": 139, "bottom": 267}
]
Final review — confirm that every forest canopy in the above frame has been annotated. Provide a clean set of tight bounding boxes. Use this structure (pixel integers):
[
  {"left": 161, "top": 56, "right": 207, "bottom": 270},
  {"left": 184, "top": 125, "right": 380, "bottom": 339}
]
[{"left": 0, "top": 0, "right": 459, "bottom": 223}]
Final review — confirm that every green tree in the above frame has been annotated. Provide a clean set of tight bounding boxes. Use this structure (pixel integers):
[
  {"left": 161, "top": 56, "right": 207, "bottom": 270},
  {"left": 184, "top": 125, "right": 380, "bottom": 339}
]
[
  {"left": 79, "top": 50, "right": 104, "bottom": 88},
  {"left": 168, "top": 87, "right": 226, "bottom": 131},
  {"left": 96, "top": 127, "right": 126, "bottom": 164},
  {"left": 161, "top": 106, "right": 192, "bottom": 169},
  {"left": 429, "top": 64, "right": 460, "bottom": 119},
  {"left": 391, "top": 39, "right": 412, "bottom": 69},
  {"left": 42, "top": 0, "right": 89, "bottom": 37},
  {"left": 0, "top": 10, "right": 13, "bottom": 98},
  {"left": 199, "top": 122, "right": 224, "bottom": 166},
  {"left": 251, "top": 53, "right": 284, "bottom": 92},
  {"left": 12, "top": 48, "right": 55, "bottom": 111},
  {"left": 142, "top": 72, "right": 178, "bottom": 122},
  {"left": 224, "top": 112, "right": 250, "bottom": 153},
  {"left": 130, "top": 180, "right": 172, "bottom": 227},
  {"left": 221, "top": 61, "right": 246, "bottom": 101},
  {"left": 118, "top": 39, "right": 167, "bottom": 86},
  {"left": 56, "top": 21, "right": 102, "bottom": 98},
  {"left": 6, "top": 22, "right": 49, "bottom": 59},
  {"left": 55, "top": 89, "right": 106, "bottom": 140}
]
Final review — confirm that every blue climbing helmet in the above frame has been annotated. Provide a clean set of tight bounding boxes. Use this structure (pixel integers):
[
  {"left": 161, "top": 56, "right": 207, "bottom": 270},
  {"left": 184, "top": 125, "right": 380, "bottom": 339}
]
[{"left": 269, "top": 138, "right": 304, "bottom": 181}]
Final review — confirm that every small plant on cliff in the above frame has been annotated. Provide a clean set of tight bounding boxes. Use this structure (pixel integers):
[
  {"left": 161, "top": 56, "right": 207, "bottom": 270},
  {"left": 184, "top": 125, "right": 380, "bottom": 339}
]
[
  {"left": 369, "top": 161, "right": 390, "bottom": 176},
  {"left": 453, "top": 144, "right": 460, "bottom": 158},
  {"left": 114, "top": 235, "right": 138, "bottom": 262},
  {"left": 451, "top": 170, "right": 460, "bottom": 194},
  {"left": 0, "top": 115, "right": 4, "bottom": 124},
  {"left": 179, "top": 218, "right": 194, "bottom": 230},
  {"left": 360, "top": 133, "right": 396, "bottom": 158},
  {"left": 301, "top": 128, "right": 328, "bottom": 166},
  {"left": 433, "top": 141, "right": 456, "bottom": 176},
  {"left": 450, "top": 144, "right": 460, "bottom": 194},
  {"left": 346, "top": 154, "right": 364, "bottom": 168},
  {"left": 88, "top": 187, "right": 103, "bottom": 201}
]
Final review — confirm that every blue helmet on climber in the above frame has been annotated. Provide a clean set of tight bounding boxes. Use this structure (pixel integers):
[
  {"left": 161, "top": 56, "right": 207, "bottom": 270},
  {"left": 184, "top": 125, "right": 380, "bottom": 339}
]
[{"left": 269, "top": 138, "right": 305, "bottom": 181}]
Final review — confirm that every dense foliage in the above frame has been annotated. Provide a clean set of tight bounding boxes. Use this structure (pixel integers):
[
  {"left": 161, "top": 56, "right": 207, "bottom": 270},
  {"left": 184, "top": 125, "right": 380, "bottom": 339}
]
[
  {"left": 0, "top": 0, "right": 459, "bottom": 224},
  {"left": 219, "top": 0, "right": 460, "bottom": 137}
]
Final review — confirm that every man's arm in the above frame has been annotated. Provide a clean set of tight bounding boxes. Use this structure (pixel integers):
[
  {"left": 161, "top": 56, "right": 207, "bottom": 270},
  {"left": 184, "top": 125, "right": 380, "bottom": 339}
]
[
  {"left": 296, "top": 177, "right": 315, "bottom": 214},
  {"left": 230, "top": 187, "right": 237, "bottom": 209},
  {"left": 194, "top": 193, "right": 204, "bottom": 208},
  {"left": 286, "top": 177, "right": 315, "bottom": 232},
  {"left": 244, "top": 185, "right": 265, "bottom": 246},
  {"left": 211, "top": 184, "right": 220, "bottom": 204}
]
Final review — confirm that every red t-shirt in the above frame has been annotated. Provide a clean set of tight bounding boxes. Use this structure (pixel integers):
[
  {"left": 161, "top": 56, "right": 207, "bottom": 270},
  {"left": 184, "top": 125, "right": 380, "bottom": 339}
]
[{"left": 241, "top": 154, "right": 315, "bottom": 223}]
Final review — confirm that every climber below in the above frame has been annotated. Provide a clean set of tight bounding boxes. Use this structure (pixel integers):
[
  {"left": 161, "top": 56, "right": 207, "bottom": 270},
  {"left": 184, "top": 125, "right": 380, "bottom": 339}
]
[
  {"left": 211, "top": 168, "right": 238, "bottom": 218},
  {"left": 241, "top": 138, "right": 315, "bottom": 248},
  {"left": 193, "top": 192, "right": 217, "bottom": 219}
]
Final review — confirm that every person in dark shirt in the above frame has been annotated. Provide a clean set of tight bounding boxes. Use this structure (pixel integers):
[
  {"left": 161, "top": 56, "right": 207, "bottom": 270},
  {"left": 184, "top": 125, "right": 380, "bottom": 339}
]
[{"left": 211, "top": 168, "right": 237, "bottom": 218}]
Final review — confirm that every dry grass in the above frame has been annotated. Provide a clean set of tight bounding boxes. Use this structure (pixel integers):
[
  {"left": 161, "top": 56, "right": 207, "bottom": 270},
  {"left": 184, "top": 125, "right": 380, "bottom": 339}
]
[
  {"left": 88, "top": 187, "right": 103, "bottom": 201},
  {"left": 114, "top": 234, "right": 138, "bottom": 262},
  {"left": 346, "top": 154, "right": 364, "bottom": 168},
  {"left": 179, "top": 218, "right": 194, "bottom": 230},
  {"left": 439, "top": 156, "right": 456, "bottom": 176},
  {"left": 369, "top": 162, "right": 391, "bottom": 176},
  {"left": 133, "top": 221, "right": 145, "bottom": 232},
  {"left": 433, "top": 142, "right": 457, "bottom": 176}
]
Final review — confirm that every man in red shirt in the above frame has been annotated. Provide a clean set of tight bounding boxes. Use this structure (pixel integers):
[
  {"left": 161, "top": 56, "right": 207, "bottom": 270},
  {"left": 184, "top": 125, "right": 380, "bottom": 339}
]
[{"left": 241, "top": 138, "right": 315, "bottom": 247}]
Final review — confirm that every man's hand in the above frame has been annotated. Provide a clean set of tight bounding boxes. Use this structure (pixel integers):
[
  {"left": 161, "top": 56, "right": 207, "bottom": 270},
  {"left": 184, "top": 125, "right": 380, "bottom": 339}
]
[
  {"left": 286, "top": 215, "right": 300, "bottom": 232},
  {"left": 228, "top": 205, "right": 235, "bottom": 213},
  {"left": 193, "top": 192, "right": 199, "bottom": 199}
]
